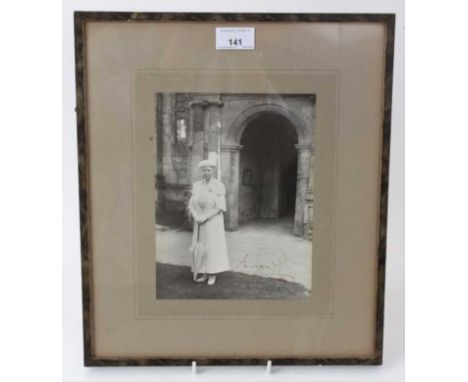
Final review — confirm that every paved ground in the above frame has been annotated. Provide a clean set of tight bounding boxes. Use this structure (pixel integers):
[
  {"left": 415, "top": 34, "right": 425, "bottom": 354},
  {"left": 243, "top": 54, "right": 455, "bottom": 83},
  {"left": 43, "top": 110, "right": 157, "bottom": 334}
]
[
  {"left": 155, "top": 218, "right": 312, "bottom": 291},
  {"left": 156, "top": 263, "right": 311, "bottom": 299}
]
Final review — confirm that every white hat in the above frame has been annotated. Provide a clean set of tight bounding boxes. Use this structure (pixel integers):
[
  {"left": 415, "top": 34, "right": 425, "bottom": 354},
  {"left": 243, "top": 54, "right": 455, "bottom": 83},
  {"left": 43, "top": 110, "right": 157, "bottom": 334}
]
[{"left": 198, "top": 159, "right": 217, "bottom": 168}]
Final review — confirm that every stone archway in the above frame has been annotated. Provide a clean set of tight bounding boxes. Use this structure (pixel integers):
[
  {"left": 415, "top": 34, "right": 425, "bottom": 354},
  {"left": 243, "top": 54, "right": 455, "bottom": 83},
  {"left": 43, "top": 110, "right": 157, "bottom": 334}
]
[{"left": 221, "top": 103, "right": 313, "bottom": 236}]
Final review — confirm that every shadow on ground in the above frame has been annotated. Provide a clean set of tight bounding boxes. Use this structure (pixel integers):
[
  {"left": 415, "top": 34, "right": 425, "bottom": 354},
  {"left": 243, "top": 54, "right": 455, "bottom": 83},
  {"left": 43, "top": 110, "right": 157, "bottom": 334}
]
[{"left": 156, "top": 262, "right": 311, "bottom": 299}]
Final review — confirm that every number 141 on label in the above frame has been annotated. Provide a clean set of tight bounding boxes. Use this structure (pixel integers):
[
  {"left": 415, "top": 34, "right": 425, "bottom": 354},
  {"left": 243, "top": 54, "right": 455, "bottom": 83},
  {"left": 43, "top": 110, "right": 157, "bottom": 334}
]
[
  {"left": 215, "top": 27, "right": 255, "bottom": 50},
  {"left": 229, "top": 39, "right": 242, "bottom": 46}
]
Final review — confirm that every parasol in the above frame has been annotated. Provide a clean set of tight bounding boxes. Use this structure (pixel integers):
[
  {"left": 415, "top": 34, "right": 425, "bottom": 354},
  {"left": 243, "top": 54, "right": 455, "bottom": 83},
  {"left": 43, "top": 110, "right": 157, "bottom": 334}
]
[{"left": 190, "top": 223, "right": 206, "bottom": 281}]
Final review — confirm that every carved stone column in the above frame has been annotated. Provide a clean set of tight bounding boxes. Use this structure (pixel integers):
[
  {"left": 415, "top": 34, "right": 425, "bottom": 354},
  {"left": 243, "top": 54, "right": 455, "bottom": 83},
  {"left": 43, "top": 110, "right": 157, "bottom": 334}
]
[
  {"left": 204, "top": 99, "right": 223, "bottom": 179},
  {"left": 188, "top": 102, "right": 205, "bottom": 184},
  {"left": 294, "top": 142, "right": 312, "bottom": 236},
  {"left": 304, "top": 190, "right": 314, "bottom": 240},
  {"left": 220, "top": 144, "right": 243, "bottom": 230},
  {"left": 206, "top": 102, "right": 223, "bottom": 152},
  {"left": 188, "top": 97, "right": 223, "bottom": 182},
  {"left": 304, "top": 153, "right": 315, "bottom": 240}
]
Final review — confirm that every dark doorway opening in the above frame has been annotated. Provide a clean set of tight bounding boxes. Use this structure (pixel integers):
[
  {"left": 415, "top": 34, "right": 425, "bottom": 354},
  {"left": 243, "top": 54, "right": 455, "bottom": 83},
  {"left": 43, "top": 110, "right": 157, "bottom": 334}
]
[{"left": 238, "top": 113, "right": 298, "bottom": 225}]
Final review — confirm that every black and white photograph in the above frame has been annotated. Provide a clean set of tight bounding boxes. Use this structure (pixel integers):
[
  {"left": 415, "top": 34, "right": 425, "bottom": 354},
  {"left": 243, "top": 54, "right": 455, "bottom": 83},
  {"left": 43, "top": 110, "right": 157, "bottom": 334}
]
[{"left": 155, "top": 93, "right": 316, "bottom": 299}]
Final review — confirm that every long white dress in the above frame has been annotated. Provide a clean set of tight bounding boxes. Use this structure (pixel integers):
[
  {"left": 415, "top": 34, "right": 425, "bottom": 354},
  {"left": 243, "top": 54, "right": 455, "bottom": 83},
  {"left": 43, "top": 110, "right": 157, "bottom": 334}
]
[{"left": 188, "top": 178, "right": 230, "bottom": 274}]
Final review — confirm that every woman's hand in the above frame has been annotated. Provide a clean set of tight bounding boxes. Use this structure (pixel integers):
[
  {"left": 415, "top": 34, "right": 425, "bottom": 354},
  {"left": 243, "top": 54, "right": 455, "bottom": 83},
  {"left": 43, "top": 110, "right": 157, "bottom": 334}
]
[
  {"left": 196, "top": 209, "right": 220, "bottom": 224},
  {"left": 195, "top": 216, "right": 206, "bottom": 224}
]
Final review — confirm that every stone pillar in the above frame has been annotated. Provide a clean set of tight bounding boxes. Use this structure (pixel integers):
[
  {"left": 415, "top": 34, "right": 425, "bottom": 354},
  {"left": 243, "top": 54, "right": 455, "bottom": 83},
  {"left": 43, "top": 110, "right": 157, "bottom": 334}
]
[
  {"left": 161, "top": 93, "right": 176, "bottom": 182},
  {"left": 304, "top": 153, "right": 315, "bottom": 240},
  {"left": 294, "top": 143, "right": 312, "bottom": 236},
  {"left": 188, "top": 102, "right": 205, "bottom": 184},
  {"left": 205, "top": 101, "right": 223, "bottom": 179},
  {"left": 221, "top": 144, "right": 243, "bottom": 230},
  {"left": 188, "top": 98, "right": 223, "bottom": 182},
  {"left": 207, "top": 108, "right": 220, "bottom": 153},
  {"left": 155, "top": 94, "right": 164, "bottom": 177},
  {"left": 155, "top": 94, "right": 164, "bottom": 213},
  {"left": 304, "top": 190, "right": 314, "bottom": 240}
]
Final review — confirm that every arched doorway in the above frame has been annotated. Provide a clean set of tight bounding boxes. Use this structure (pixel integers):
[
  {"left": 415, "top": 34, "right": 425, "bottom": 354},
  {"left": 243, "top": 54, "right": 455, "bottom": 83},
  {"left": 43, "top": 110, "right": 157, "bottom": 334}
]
[
  {"left": 238, "top": 114, "right": 298, "bottom": 225},
  {"left": 221, "top": 103, "right": 313, "bottom": 236}
]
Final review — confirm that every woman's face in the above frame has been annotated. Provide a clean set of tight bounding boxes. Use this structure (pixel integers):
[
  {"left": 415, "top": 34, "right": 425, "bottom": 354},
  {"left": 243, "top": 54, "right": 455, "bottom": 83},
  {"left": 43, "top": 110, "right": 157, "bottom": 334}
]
[{"left": 202, "top": 166, "right": 213, "bottom": 180}]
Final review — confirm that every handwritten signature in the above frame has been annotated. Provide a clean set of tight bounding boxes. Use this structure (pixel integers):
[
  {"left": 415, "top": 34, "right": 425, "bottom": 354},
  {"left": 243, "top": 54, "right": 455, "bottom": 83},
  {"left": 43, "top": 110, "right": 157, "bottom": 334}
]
[{"left": 236, "top": 254, "right": 296, "bottom": 282}]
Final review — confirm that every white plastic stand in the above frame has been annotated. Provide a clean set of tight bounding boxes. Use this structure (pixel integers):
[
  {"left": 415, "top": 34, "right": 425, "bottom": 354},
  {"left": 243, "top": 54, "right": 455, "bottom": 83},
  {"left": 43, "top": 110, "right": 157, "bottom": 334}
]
[{"left": 191, "top": 359, "right": 272, "bottom": 374}]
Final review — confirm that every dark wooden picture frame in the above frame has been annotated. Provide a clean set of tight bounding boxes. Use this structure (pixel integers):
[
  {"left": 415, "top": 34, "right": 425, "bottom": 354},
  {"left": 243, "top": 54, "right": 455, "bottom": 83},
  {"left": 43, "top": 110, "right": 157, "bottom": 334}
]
[{"left": 74, "top": 12, "right": 395, "bottom": 366}]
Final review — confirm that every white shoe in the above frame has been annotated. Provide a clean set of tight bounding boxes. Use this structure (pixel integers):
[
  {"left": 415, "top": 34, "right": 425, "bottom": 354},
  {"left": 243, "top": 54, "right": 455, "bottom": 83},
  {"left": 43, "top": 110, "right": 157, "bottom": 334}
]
[
  {"left": 195, "top": 274, "right": 208, "bottom": 282},
  {"left": 207, "top": 275, "right": 216, "bottom": 285}
]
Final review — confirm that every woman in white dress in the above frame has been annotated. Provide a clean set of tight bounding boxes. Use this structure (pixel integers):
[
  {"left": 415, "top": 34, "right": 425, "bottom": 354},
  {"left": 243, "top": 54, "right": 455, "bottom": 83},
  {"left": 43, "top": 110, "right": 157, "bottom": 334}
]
[{"left": 188, "top": 160, "right": 230, "bottom": 285}]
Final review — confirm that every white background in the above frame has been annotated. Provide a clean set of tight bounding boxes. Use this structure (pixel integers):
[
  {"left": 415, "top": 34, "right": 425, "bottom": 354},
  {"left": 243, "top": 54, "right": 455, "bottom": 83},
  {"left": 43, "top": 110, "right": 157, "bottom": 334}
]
[{"left": 4, "top": 0, "right": 468, "bottom": 381}]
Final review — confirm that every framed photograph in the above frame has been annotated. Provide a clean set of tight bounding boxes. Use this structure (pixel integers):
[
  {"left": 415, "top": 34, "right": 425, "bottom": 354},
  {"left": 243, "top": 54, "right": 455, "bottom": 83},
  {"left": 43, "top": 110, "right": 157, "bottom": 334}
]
[{"left": 75, "top": 12, "right": 394, "bottom": 365}]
